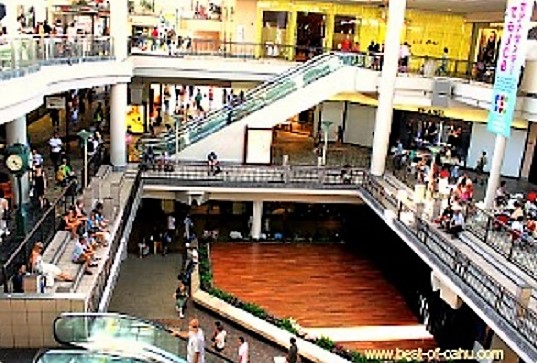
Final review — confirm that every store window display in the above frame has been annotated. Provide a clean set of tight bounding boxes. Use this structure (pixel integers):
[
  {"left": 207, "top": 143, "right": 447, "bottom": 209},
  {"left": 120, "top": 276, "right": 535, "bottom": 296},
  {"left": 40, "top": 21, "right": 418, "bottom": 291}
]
[
  {"left": 261, "top": 11, "right": 288, "bottom": 58},
  {"left": 333, "top": 15, "right": 359, "bottom": 51}
]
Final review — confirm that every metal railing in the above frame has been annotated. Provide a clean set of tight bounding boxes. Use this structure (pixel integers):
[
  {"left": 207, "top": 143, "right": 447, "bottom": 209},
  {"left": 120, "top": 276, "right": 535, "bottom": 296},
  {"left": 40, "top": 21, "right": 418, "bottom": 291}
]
[
  {"left": 0, "top": 35, "right": 115, "bottom": 80},
  {"left": 129, "top": 36, "right": 329, "bottom": 60},
  {"left": 1, "top": 180, "right": 77, "bottom": 292},
  {"left": 80, "top": 145, "right": 106, "bottom": 190},
  {"left": 128, "top": 37, "right": 490, "bottom": 83},
  {"left": 141, "top": 164, "right": 365, "bottom": 189},
  {"left": 389, "top": 166, "right": 537, "bottom": 285},
  {"left": 465, "top": 207, "right": 537, "bottom": 281},
  {"left": 360, "top": 174, "right": 537, "bottom": 351}
]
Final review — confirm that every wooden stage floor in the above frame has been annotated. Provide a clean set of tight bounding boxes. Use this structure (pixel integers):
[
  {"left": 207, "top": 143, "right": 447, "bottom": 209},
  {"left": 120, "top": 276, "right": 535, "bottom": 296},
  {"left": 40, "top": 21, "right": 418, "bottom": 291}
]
[{"left": 211, "top": 243, "right": 436, "bottom": 351}]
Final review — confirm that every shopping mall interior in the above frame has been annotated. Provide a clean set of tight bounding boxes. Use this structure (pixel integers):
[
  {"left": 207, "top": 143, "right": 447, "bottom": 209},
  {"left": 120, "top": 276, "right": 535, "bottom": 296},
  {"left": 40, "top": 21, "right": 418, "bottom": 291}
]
[{"left": 1, "top": 0, "right": 537, "bottom": 362}]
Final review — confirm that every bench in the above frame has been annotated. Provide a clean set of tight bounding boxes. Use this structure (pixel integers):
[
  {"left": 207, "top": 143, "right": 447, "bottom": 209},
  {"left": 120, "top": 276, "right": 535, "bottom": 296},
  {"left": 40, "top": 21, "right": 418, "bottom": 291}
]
[
  {"left": 4, "top": 232, "right": 72, "bottom": 293},
  {"left": 55, "top": 198, "right": 116, "bottom": 293},
  {"left": 41, "top": 231, "right": 72, "bottom": 266}
]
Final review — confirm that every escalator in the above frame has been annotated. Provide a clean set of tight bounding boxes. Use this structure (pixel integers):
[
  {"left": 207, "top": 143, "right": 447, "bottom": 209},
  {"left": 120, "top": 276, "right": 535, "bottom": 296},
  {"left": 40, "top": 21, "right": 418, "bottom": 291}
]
[
  {"left": 50, "top": 312, "right": 233, "bottom": 363},
  {"left": 34, "top": 349, "right": 177, "bottom": 363},
  {"left": 136, "top": 52, "right": 364, "bottom": 157}
]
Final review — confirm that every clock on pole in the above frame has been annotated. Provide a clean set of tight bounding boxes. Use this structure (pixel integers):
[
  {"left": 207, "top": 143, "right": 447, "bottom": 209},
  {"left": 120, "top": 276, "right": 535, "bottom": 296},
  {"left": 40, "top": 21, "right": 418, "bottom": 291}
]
[{"left": 4, "top": 143, "right": 30, "bottom": 238}]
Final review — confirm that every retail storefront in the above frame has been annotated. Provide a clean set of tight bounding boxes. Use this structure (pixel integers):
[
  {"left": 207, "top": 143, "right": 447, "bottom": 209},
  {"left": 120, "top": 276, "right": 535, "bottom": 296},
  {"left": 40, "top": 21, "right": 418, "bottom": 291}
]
[
  {"left": 316, "top": 99, "right": 529, "bottom": 178},
  {"left": 50, "top": 5, "right": 110, "bottom": 35},
  {"left": 254, "top": 1, "right": 473, "bottom": 61}
]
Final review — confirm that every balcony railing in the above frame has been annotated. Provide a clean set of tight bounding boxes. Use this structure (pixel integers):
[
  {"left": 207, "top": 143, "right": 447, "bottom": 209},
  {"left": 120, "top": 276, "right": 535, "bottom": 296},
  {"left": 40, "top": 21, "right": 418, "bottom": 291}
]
[
  {"left": 142, "top": 164, "right": 537, "bottom": 358},
  {"left": 465, "top": 206, "right": 537, "bottom": 281},
  {"left": 128, "top": 36, "right": 492, "bottom": 83},
  {"left": 0, "top": 35, "right": 115, "bottom": 81},
  {"left": 360, "top": 174, "right": 537, "bottom": 358}
]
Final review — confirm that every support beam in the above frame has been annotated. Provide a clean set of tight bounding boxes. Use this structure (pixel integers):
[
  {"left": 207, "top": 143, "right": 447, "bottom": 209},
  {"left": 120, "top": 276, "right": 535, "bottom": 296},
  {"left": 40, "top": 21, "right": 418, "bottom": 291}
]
[
  {"left": 370, "top": 0, "right": 407, "bottom": 176},
  {"left": 110, "top": 84, "right": 128, "bottom": 167},
  {"left": 484, "top": 135, "right": 507, "bottom": 208},
  {"left": 251, "top": 200, "right": 263, "bottom": 240}
]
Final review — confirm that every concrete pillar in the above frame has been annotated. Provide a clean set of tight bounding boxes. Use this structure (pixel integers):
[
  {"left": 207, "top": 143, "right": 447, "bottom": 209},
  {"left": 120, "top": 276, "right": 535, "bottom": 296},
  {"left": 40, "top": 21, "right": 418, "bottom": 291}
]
[
  {"left": 31, "top": 0, "right": 47, "bottom": 23},
  {"left": 3, "top": 1, "right": 20, "bottom": 35},
  {"left": 6, "top": 116, "right": 30, "bottom": 205},
  {"left": 484, "top": 135, "right": 507, "bottom": 208},
  {"left": 370, "top": 0, "right": 407, "bottom": 176},
  {"left": 110, "top": 0, "right": 129, "bottom": 60},
  {"left": 110, "top": 84, "right": 128, "bottom": 167},
  {"left": 251, "top": 200, "right": 263, "bottom": 240}
]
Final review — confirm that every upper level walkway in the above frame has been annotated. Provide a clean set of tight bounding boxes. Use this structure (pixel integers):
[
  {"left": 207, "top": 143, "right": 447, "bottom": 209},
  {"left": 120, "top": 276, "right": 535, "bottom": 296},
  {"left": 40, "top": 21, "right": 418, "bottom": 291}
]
[
  {"left": 140, "top": 162, "right": 537, "bottom": 362},
  {"left": 3, "top": 36, "right": 537, "bottom": 126}
]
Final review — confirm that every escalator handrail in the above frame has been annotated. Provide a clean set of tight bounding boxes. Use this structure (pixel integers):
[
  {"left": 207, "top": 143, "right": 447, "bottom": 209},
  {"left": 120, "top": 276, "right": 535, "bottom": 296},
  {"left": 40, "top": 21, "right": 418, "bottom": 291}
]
[
  {"left": 54, "top": 312, "right": 235, "bottom": 363},
  {"left": 33, "top": 349, "right": 153, "bottom": 363},
  {"left": 137, "top": 53, "right": 336, "bottom": 150},
  {"left": 139, "top": 52, "right": 356, "bottom": 152}
]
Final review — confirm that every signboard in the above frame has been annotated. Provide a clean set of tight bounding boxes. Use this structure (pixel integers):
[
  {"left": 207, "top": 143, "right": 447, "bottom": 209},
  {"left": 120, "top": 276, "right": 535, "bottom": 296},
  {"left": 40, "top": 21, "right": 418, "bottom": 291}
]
[
  {"left": 45, "top": 96, "right": 66, "bottom": 110},
  {"left": 487, "top": 0, "right": 535, "bottom": 138}
]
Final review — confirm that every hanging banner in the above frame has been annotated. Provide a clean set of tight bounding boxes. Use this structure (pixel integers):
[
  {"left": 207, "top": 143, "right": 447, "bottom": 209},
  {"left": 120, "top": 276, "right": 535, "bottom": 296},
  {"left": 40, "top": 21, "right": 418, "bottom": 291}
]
[{"left": 486, "top": 0, "right": 534, "bottom": 138}]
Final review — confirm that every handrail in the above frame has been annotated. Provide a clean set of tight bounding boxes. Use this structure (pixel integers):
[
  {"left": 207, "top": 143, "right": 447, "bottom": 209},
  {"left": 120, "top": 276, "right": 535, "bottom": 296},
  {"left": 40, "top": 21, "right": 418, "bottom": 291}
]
[
  {"left": 137, "top": 52, "right": 358, "bottom": 154},
  {"left": 0, "top": 35, "right": 115, "bottom": 81},
  {"left": 465, "top": 205, "right": 537, "bottom": 281},
  {"left": 33, "top": 349, "right": 160, "bottom": 363},
  {"left": 392, "top": 171, "right": 537, "bottom": 284},
  {"left": 54, "top": 312, "right": 234, "bottom": 362},
  {"left": 360, "top": 175, "right": 537, "bottom": 355},
  {"left": 1, "top": 180, "right": 76, "bottom": 292}
]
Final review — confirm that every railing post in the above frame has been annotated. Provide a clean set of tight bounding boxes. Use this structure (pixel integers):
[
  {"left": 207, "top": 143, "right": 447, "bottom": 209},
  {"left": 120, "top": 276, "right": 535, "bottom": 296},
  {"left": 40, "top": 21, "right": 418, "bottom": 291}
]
[
  {"left": 484, "top": 213, "right": 492, "bottom": 244},
  {"left": 508, "top": 238, "right": 516, "bottom": 261},
  {"left": 2, "top": 264, "right": 9, "bottom": 294},
  {"left": 495, "top": 287, "right": 505, "bottom": 311}
]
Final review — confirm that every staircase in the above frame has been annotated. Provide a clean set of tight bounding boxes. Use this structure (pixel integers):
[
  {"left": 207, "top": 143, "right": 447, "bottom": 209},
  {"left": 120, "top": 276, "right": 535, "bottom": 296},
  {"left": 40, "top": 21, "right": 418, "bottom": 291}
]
[{"left": 136, "top": 52, "right": 363, "bottom": 158}]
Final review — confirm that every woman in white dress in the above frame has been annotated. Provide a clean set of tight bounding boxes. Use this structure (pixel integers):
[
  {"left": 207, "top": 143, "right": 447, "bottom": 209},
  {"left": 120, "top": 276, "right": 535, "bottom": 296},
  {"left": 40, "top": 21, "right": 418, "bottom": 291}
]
[
  {"left": 0, "top": 191, "right": 9, "bottom": 238},
  {"left": 29, "top": 242, "right": 73, "bottom": 282}
]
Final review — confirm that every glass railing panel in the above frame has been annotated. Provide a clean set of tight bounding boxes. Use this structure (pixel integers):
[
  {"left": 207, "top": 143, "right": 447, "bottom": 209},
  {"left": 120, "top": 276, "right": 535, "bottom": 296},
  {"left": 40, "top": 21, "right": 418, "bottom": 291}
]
[
  {"left": 54, "top": 313, "right": 233, "bottom": 363},
  {"left": 136, "top": 52, "right": 363, "bottom": 156},
  {"left": 54, "top": 314, "right": 181, "bottom": 356},
  {"left": 34, "top": 350, "right": 156, "bottom": 363},
  {"left": 0, "top": 36, "right": 114, "bottom": 80}
]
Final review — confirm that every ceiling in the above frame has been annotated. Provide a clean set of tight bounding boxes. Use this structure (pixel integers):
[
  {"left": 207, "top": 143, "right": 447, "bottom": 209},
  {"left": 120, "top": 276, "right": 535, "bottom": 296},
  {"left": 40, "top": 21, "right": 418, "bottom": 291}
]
[{"left": 405, "top": 0, "right": 508, "bottom": 14}]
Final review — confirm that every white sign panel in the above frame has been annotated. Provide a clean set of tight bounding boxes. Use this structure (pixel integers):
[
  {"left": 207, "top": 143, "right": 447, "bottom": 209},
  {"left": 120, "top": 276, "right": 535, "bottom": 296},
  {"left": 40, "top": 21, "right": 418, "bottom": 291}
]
[{"left": 46, "top": 96, "right": 66, "bottom": 109}]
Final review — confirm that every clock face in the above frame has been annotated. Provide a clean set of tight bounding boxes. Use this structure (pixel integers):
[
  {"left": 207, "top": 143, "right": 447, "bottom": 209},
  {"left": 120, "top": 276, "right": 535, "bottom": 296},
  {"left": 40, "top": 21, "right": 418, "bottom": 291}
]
[{"left": 6, "top": 154, "right": 24, "bottom": 172}]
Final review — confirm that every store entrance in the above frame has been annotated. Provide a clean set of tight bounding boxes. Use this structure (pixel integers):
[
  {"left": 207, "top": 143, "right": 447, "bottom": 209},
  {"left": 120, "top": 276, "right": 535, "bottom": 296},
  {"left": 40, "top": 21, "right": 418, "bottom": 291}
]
[{"left": 296, "top": 12, "right": 325, "bottom": 61}]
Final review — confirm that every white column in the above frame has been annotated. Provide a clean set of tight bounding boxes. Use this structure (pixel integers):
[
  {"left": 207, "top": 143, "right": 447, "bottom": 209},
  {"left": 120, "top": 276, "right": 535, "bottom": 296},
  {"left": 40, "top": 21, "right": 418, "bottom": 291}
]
[
  {"left": 30, "top": 0, "right": 47, "bottom": 23},
  {"left": 110, "top": 0, "right": 129, "bottom": 59},
  {"left": 169, "top": 85, "right": 176, "bottom": 116},
  {"left": 6, "top": 116, "right": 30, "bottom": 204},
  {"left": 110, "top": 83, "right": 128, "bottom": 167},
  {"left": 3, "top": 1, "right": 20, "bottom": 35},
  {"left": 251, "top": 200, "right": 263, "bottom": 240},
  {"left": 484, "top": 135, "right": 507, "bottom": 208},
  {"left": 370, "top": 0, "right": 407, "bottom": 176}
]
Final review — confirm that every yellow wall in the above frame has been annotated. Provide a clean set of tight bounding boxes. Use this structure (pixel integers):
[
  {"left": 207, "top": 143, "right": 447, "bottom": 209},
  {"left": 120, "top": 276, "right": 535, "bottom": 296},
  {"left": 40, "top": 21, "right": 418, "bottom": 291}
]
[
  {"left": 234, "top": 0, "right": 258, "bottom": 43},
  {"left": 255, "top": 1, "right": 473, "bottom": 60}
]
